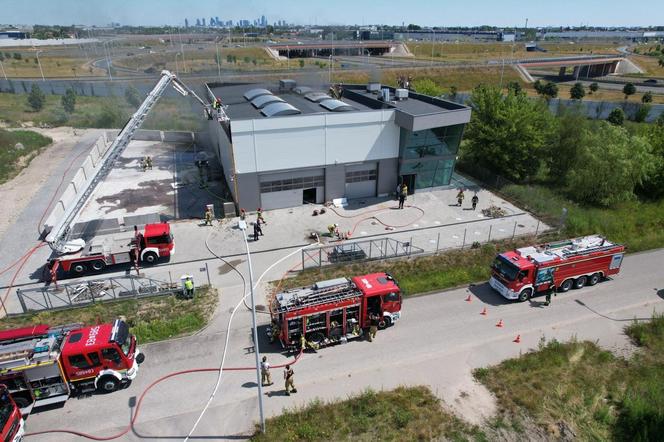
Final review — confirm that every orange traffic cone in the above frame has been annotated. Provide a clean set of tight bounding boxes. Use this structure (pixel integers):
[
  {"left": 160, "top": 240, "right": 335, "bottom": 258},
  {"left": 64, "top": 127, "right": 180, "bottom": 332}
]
[
  {"left": 496, "top": 319, "right": 504, "bottom": 328},
  {"left": 513, "top": 334, "right": 521, "bottom": 343},
  {"left": 480, "top": 307, "right": 487, "bottom": 316},
  {"left": 465, "top": 294, "right": 472, "bottom": 302}
]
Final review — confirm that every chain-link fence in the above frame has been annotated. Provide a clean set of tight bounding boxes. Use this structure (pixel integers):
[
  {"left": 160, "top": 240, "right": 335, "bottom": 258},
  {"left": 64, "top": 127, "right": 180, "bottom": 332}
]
[{"left": 302, "top": 237, "right": 423, "bottom": 269}]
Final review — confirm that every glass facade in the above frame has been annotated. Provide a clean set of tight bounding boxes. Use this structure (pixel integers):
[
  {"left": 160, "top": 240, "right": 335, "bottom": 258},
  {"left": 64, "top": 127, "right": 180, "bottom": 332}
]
[{"left": 399, "top": 124, "right": 465, "bottom": 190}]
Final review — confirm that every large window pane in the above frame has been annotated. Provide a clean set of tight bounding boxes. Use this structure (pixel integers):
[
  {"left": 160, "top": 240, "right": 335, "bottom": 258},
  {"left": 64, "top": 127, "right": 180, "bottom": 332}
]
[{"left": 415, "top": 170, "right": 435, "bottom": 189}]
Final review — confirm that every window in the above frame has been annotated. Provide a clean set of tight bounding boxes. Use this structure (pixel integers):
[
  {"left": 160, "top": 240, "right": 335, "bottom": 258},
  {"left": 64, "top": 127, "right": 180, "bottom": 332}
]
[
  {"left": 345, "top": 169, "right": 377, "bottom": 183},
  {"left": 87, "top": 352, "right": 101, "bottom": 366},
  {"left": 68, "top": 332, "right": 83, "bottom": 344},
  {"left": 384, "top": 292, "right": 400, "bottom": 302},
  {"left": 147, "top": 234, "right": 171, "bottom": 245},
  {"left": 68, "top": 354, "right": 91, "bottom": 369},
  {"left": 102, "top": 348, "right": 122, "bottom": 364},
  {"left": 260, "top": 175, "right": 324, "bottom": 193}
]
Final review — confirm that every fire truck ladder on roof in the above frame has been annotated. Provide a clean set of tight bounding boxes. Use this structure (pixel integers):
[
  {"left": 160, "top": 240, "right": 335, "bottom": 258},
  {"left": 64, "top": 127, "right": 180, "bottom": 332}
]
[
  {"left": 276, "top": 283, "right": 360, "bottom": 314},
  {"left": 560, "top": 243, "right": 620, "bottom": 259},
  {"left": 45, "top": 71, "right": 227, "bottom": 254}
]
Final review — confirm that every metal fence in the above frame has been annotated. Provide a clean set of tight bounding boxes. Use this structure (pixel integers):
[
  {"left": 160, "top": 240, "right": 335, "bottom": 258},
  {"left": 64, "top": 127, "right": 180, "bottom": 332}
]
[
  {"left": 302, "top": 237, "right": 424, "bottom": 269},
  {"left": 15, "top": 275, "right": 180, "bottom": 313}
]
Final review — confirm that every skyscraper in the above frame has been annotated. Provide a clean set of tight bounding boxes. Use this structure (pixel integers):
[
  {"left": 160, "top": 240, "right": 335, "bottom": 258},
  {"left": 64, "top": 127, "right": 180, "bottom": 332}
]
[
  {"left": 184, "top": 18, "right": 189, "bottom": 28},
  {"left": 195, "top": 18, "right": 201, "bottom": 27},
  {"left": 261, "top": 15, "right": 267, "bottom": 27},
  {"left": 202, "top": 18, "right": 206, "bottom": 27}
]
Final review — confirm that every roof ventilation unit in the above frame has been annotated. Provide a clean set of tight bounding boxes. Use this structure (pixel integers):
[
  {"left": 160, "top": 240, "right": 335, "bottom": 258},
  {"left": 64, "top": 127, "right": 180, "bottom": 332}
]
[
  {"left": 367, "top": 82, "right": 381, "bottom": 93},
  {"left": 279, "top": 79, "right": 297, "bottom": 92},
  {"left": 395, "top": 88, "right": 409, "bottom": 100},
  {"left": 381, "top": 88, "right": 390, "bottom": 102}
]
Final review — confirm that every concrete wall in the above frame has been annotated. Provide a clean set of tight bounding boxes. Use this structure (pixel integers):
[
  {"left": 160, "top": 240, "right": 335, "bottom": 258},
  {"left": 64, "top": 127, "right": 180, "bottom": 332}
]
[
  {"left": 236, "top": 172, "right": 260, "bottom": 210},
  {"left": 377, "top": 158, "right": 399, "bottom": 197},
  {"left": 324, "top": 164, "right": 345, "bottom": 201},
  {"left": 230, "top": 109, "right": 399, "bottom": 174}
]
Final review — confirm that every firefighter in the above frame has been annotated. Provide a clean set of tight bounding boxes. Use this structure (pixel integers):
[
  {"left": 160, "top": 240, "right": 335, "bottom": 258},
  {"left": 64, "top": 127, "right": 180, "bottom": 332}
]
[
  {"left": 184, "top": 277, "right": 195, "bottom": 299},
  {"left": 299, "top": 334, "right": 318, "bottom": 352},
  {"left": 284, "top": 365, "right": 297, "bottom": 396},
  {"left": 253, "top": 222, "right": 260, "bottom": 241},
  {"left": 544, "top": 285, "right": 556, "bottom": 307},
  {"left": 146, "top": 156, "right": 153, "bottom": 170},
  {"left": 368, "top": 313, "right": 380, "bottom": 342},
  {"left": 141, "top": 156, "right": 148, "bottom": 172},
  {"left": 261, "top": 356, "right": 273, "bottom": 386},
  {"left": 456, "top": 189, "right": 465, "bottom": 207},
  {"left": 257, "top": 208, "right": 266, "bottom": 225},
  {"left": 240, "top": 208, "right": 246, "bottom": 221},
  {"left": 204, "top": 208, "right": 213, "bottom": 226},
  {"left": 471, "top": 193, "right": 479, "bottom": 210},
  {"left": 269, "top": 320, "right": 280, "bottom": 344},
  {"left": 398, "top": 184, "right": 408, "bottom": 209},
  {"left": 327, "top": 223, "right": 339, "bottom": 238}
]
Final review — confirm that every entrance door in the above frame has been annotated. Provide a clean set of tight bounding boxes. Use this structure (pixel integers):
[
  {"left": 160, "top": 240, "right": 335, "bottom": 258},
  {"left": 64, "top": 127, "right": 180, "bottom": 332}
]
[
  {"left": 400, "top": 174, "right": 416, "bottom": 194},
  {"left": 303, "top": 188, "right": 316, "bottom": 204}
]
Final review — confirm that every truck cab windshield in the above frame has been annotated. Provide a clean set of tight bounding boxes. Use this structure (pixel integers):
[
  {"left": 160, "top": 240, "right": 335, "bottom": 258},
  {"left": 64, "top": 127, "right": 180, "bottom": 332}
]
[{"left": 493, "top": 256, "right": 520, "bottom": 281}]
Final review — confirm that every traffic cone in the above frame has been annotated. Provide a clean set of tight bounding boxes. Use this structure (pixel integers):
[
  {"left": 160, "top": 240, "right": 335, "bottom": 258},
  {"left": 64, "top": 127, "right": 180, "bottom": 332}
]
[
  {"left": 513, "top": 334, "right": 521, "bottom": 343},
  {"left": 465, "top": 294, "right": 472, "bottom": 302},
  {"left": 496, "top": 319, "right": 504, "bottom": 328},
  {"left": 480, "top": 307, "right": 487, "bottom": 316}
]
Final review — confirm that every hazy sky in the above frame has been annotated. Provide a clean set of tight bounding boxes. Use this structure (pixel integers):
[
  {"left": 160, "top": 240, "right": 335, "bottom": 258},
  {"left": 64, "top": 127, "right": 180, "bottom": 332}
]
[{"left": 3, "top": 0, "right": 663, "bottom": 27}]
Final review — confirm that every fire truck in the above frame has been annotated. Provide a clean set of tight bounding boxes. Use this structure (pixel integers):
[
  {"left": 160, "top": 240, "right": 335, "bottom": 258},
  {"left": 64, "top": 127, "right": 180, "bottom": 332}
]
[
  {"left": 0, "top": 385, "right": 23, "bottom": 442},
  {"left": 489, "top": 234, "right": 625, "bottom": 302},
  {"left": 0, "top": 319, "right": 144, "bottom": 416},
  {"left": 270, "top": 272, "right": 402, "bottom": 349},
  {"left": 48, "top": 223, "right": 174, "bottom": 281}
]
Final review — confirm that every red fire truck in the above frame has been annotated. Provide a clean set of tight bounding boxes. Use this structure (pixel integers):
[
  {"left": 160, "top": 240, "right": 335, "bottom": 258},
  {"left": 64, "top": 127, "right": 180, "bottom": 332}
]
[
  {"left": 48, "top": 223, "right": 174, "bottom": 281},
  {"left": 489, "top": 235, "right": 625, "bottom": 302},
  {"left": 0, "top": 385, "right": 23, "bottom": 442},
  {"left": 270, "top": 272, "right": 402, "bottom": 349},
  {"left": 0, "top": 319, "right": 144, "bottom": 416}
]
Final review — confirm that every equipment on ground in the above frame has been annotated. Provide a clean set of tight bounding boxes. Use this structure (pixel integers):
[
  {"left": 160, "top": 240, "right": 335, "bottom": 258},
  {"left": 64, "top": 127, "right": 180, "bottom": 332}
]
[
  {"left": 0, "top": 319, "right": 144, "bottom": 418},
  {"left": 45, "top": 70, "right": 224, "bottom": 255},
  {"left": 270, "top": 272, "right": 402, "bottom": 350},
  {"left": 489, "top": 235, "right": 625, "bottom": 302},
  {"left": 0, "top": 384, "right": 23, "bottom": 442},
  {"left": 47, "top": 223, "right": 174, "bottom": 283}
]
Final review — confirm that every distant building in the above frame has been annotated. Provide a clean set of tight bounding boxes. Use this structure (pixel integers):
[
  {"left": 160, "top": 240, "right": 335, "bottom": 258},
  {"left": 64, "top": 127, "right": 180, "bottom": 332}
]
[
  {"left": 202, "top": 18, "right": 206, "bottom": 27},
  {"left": 498, "top": 32, "right": 516, "bottom": 42},
  {"left": 195, "top": 18, "right": 201, "bottom": 27},
  {"left": 0, "top": 31, "right": 29, "bottom": 39},
  {"left": 184, "top": 18, "right": 189, "bottom": 28}
]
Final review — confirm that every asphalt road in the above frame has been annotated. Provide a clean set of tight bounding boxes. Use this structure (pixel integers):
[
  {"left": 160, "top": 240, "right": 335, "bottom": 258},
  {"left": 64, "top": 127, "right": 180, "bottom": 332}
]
[{"left": 24, "top": 247, "right": 664, "bottom": 440}]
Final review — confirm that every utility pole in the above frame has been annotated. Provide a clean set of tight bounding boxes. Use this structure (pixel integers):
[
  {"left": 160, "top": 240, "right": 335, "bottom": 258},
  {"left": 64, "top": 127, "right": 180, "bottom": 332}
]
[
  {"left": 0, "top": 59, "right": 7, "bottom": 80},
  {"left": 35, "top": 50, "right": 45, "bottom": 81}
]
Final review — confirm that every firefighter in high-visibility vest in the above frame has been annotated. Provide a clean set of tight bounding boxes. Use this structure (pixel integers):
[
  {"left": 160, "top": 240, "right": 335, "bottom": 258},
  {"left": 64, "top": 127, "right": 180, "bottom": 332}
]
[
  {"left": 204, "top": 208, "right": 213, "bottom": 226},
  {"left": 184, "top": 277, "right": 195, "bottom": 299}
]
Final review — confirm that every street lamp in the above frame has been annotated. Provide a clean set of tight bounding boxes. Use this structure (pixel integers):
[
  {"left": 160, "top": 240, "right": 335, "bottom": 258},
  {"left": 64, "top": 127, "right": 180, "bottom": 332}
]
[
  {"left": 328, "top": 54, "right": 332, "bottom": 83},
  {"left": 237, "top": 219, "right": 266, "bottom": 434},
  {"left": 35, "top": 50, "right": 45, "bottom": 81},
  {"left": 286, "top": 45, "right": 290, "bottom": 70},
  {"left": 175, "top": 52, "right": 182, "bottom": 76},
  {"left": 216, "top": 43, "right": 221, "bottom": 80},
  {"left": 102, "top": 41, "right": 113, "bottom": 81},
  {"left": 0, "top": 58, "right": 7, "bottom": 81},
  {"left": 431, "top": 29, "right": 435, "bottom": 66},
  {"left": 177, "top": 25, "right": 187, "bottom": 73}
]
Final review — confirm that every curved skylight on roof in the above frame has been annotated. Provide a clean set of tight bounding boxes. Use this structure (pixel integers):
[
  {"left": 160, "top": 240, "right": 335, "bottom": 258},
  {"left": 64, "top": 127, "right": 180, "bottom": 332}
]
[
  {"left": 319, "top": 99, "right": 355, "bottom": 112},
  {"left": 243, "top": 88, "right": 272, "bottom": 101},
  {"left": 261, "top": 102, "right": 301, "bottom": 117},
  {"left": 251, "top": 95, "right": 285, "bottom": 109},
  {"left": 294, "top": 86, "right": 313, "bottom": 95},
  {"left": 304, "top": 92, "right": 331, "bottom": 102}
]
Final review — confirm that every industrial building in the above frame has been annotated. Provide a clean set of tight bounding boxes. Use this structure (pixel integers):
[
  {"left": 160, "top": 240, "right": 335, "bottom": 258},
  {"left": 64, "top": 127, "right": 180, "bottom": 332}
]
[{"left": 206, "top": 80, "right": 471, "bottom": 211}]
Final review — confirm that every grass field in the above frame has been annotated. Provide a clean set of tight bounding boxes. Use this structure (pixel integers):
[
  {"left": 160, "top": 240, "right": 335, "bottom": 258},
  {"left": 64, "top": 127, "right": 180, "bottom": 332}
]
[
  {"left": 251, "top": 386, "right": 484, "bottom": 441},
  {"left": 475, "top": 314, "right": 664, "bottom": 440},
  {"left": 525, "top": 83, "right": 664, "bottom": 104},
  {"left": 0, "top": 129, "right": 52, "bottom": 184},
  {"left": 0, "top": 286, "right": 218, "bottom": 344},
  {"left": 0, "top": 92, "right": 205, "bottom": 132},
  {"left": 0, "top": 47, "right": 105, "bottom": 78},
  {"left": 628, "top": 54, "right": 664, "bottom": 77}
]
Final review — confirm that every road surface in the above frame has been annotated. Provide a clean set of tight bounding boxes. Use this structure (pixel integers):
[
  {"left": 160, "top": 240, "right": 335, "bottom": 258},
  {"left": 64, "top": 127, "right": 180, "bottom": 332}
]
[{"left": 24, "top": 247, "right": 664, "bottom": 440}]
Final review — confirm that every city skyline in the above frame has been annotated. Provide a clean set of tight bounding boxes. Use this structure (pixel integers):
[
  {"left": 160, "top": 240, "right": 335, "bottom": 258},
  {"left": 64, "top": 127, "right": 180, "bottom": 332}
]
[{"left": 2, "top": 0, "right": 664, "bottom": 28}]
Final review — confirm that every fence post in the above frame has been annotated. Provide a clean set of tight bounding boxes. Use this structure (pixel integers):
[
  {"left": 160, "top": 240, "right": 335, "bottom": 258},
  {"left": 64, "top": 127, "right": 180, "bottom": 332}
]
[
  {"left": 488, "top": 225, "right": 493, "bottom": 243},
  {"left": 409, "top": 237, "right": 413, "bottom": 256},
  {"left": 435, "top": 232, "right": 440, "bottom": 254},
  {"left": 301, "top": 249, "right": 305, "bottom": 270},
  {"left": 130, "top": 276, "right": 136, "bottom": 297},
  {"left": 205, "top": 262, "right": 211, "bottom": 286},
  {"left": 462, "top": 228, "right": 467, "bottom": 249},
  {"left": 369, "top": 240, "right": 373, "bottom": 259},
  {"left": 169, "top": 271, "right": 173, "bottom": 287},
  {"left": 512, "top": 221, "right": 517, "bottom": 240},
  {"left": 535, "top": 220, "right": 540, "bottom": 236},
  {"left": 88, "top": 280, "right": 94, "bottom": 304},
  {"left": 318, "top": 248, "right": 322, "bottom": 268},
  {"left": 17, "top": 290, "right": 27, "bottom": 314}
]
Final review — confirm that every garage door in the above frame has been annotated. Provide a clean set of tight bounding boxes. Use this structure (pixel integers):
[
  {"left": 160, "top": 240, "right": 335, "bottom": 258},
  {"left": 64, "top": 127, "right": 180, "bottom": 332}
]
[
  {"left": 259, "top": 169, "right": 324, "bottom": 210},
  {"left": 345, "top": 163, "right": 377, "bottom": 200}
]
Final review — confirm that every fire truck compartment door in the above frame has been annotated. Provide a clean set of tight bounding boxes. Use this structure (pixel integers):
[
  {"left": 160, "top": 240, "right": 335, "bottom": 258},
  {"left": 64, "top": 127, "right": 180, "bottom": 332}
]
[{"left": 609, "top": 253, "right": 624, "bottom": 270}]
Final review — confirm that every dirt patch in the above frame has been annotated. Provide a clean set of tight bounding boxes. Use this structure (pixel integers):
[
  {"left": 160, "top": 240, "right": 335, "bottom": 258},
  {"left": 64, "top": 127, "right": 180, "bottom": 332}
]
[
  {"left": 218, "top": 258, "right": 243, "bottom": 275},
  {"left": 95, "top": 178, "right": 174, "bottom": 215}
]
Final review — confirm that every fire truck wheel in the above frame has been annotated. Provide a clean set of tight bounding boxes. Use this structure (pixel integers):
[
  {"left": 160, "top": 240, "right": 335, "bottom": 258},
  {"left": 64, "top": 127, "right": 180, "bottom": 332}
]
[
  {"left": 574, "top": 276, "right": 587, "bottom": 289},
  {"left": 378, "top": 317, "right": 391, "bottom": 330},
  {"left": 559, "top": 279, "right": 573, "bottom": 293},
  {"left": 518, "top": 288, "right": 532, "bottom": 302},
  {"left": 588, "top": 273, "right": 601, "bottom": 286},
  {"left": 91, "top": 260, "right": 106, "bottom": 271},
  {"left": 72, "top": 263, "right": 87, "bottom": 274},
  {"left": 97, "top": 375, "right": 120, "bottom": 393},
  {"left": 143, "top": 252, "right": 158, "bottom": 265}
]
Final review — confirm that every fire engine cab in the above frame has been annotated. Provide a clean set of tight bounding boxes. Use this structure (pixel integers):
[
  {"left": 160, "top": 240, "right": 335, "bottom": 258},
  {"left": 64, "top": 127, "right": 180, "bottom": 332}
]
[
  {"left": 0, "top": 385, "right": 23, "bottom": 442},
  {"left": 271, "top": 272, "right": 402, "bottom": 349},
  {"left": 489, "top": 234, "right": 625, "bottom": 302},
  {"left": 0, "top": 319, "right": 144, "bottom": 416}
]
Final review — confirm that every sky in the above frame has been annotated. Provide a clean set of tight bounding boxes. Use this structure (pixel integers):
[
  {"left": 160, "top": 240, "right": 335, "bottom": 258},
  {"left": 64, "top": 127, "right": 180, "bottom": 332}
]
[{"left": 2, "top": 0, "right": 663, "bottom": 28}]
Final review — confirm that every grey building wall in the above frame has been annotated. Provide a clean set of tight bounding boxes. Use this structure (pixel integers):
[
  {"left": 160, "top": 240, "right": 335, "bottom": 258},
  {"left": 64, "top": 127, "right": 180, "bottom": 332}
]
[
  {"left": 208, "top": 120, "right": 237, "bottom": 203},
  {"left": 377, "top": 158, "right": 399, "bottom": 196},
  {"left": 236, "top": 172, "right": 261, "bottom": 210},
  {"left": 325, "top": 164, "right": 345, "bottom": 201}
]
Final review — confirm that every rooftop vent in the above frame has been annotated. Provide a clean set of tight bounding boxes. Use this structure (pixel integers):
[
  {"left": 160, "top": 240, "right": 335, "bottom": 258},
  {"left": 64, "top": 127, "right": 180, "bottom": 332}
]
[
  {"left": 279, "top": 79, "right": 296, "bottom": 91},
  {"left": 395, "top": 88, "right": 409, "bottom": 100},
  {"left": 367, "top": 82, "right": 381, "bottom": 93}
]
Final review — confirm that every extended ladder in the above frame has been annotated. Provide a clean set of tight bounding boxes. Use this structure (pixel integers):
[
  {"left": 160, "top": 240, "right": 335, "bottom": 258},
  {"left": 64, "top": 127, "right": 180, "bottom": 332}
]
[{"left": 276, "top": 283, "right": 361, "bottom": 314}]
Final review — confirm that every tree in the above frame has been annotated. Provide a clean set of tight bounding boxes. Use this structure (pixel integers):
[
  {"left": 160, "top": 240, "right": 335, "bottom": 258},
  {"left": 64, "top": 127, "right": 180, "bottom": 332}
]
[
  {"left": 589, "top": 82, "right": 599, "bottom": 94},
  {"left": 412, "top": 78, "right": 443, "bottom": 97},
  {"left": 226, "top": 54, "right": 233, "bottom": 63},
  {"left": 637, "top": 123, "right": 664, "bottom": 198},
  {"left": 533, "top": 79, "right": 544, "bottom": 95},
  {"left": 13, "top": 52, "right": 21, "bottom": 60},
  {"left": 633, "top": 104, "right": 651, "bottom": 123},
  {"left": 507, "top": 81, "right": 523, "bottom": 95},
  {"left": 545, "top": 104, "right": 587, "bottom": 183},
  {"left": 659, "top": 56, "right": 664, "bottom": 68},
  {"left": 622, "top": 82, "right": 636, "bottom": 99},
  {"left": 463, "top": 84, "right": 556, "bottom": 182},
  {"left": 658, "top": 113, "right": 664, "bottom": 127},
  {"left": 607, "top": 108, "right": 625, "bottom": 126},
  {"left": 642, "top": 91, "right": 653, "bottom": 103},
  {"left": 543, "top": 82, "right": 559, "bottom": 99},
  {"left": 243, "top": 56, "right": 250, "bottom": 64},
  {"left": 27, "top": 84, "right": 46, "bottom": 111},
  {"left": 124, "top": 85, "right": 141, "bottom": 108},
  {"left": 61, "top": 88, "right": 76, "bottom": 113},
  {"left": 298, "top": 59, "right": 304, "bottom": 68},
  {"left": 570, "top": 82, "right": 585, "bottom": 100},
  {"left": 0, "top": 52, "right": 4, "bottom": 61},
  {"left": 564, "top": 122, "right": 654, "bottom": 206},
  {"left": 448, "top": 85, "right": 458, "bottom": 101}
]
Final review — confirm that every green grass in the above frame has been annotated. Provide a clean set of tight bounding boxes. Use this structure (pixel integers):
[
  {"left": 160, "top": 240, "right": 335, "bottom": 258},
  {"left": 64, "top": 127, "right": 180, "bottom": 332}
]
[
  {"left": 500, "top": 184, "right": 664, "bottom": 252},
  {"left": 251, "top": 386, "right": 485, "bottom": 442},
  {"left": 474, "top": 315, "right": 664, "bottom": 441},
  {"left": 0, "top": 286, "right": 218, "bottom": 344},
  {"left": 0, "top": 128, "right": 52, "bottom": 183},
  {"left": 0, "top": 92, "right": 204, "bottom": 132}
]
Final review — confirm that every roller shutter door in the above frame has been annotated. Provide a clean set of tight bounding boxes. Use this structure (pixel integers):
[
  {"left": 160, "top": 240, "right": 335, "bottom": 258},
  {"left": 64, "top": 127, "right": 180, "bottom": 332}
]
[{"left": 344, "top": 163, "right": 377, "bottom": 199}]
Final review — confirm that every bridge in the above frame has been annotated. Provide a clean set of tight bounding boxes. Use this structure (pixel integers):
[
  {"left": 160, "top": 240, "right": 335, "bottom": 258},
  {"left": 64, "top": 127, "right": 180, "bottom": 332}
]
[
  {"left": 518, "top": 55, "right": 642, "bottom": 78},
  {"left": 267, "top": 41, "right": 397, "bottom": 58}
]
